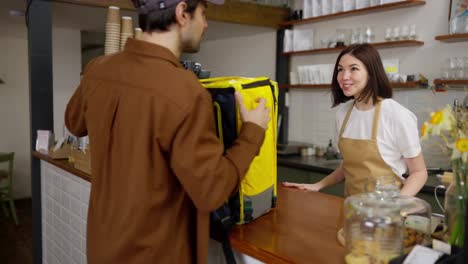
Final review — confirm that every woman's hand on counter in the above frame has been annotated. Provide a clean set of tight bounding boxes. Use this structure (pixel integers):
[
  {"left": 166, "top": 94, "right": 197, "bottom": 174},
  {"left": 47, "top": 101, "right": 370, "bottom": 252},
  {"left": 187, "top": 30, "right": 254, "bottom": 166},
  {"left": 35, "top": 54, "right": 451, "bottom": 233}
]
[
  {"left": 281, "top": 182, "right": 321, "bottom": 192},
  {"left": 281, "top": 165, "right": 345, "bottom": 193}
]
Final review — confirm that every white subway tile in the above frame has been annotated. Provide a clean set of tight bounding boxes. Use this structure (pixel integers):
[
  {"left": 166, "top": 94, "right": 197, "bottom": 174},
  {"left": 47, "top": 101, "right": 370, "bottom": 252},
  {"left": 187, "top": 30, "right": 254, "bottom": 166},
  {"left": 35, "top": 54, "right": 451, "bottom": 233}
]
[
  {"left": 80, "top": 220, "right": 87, "bottom": 238},
  {"left": 69, "top": 171, "right": 81, "bottom": 183},
  {"left": 70, "top": 214, "right": 81, "bottom": 234},
  {"left": 63, "top": 207, "right": 72, "bottom": 226},
  {"left": 42, "top": 235, "right": 47, "bottom": 261},
  {"left": 81, "top": 237, "right": 86, "bottom": 253},
  {"left": 72, "top": 185, "right": 81, "bottom": 200},
  {"left": 70, "top": 197, "right": 81, "bottom": 217},
  {"left": 81, "top": 204, "right": 88, "bottom": 220},
  {"left": 80, "top": 186, "right": 90, "bottom": 204},
  {"left": 47, "top": 183, "right": 53, "bottom": 197},
  {"left": 83, "top": 180, "right": 91, "bottom": 188},
  {"left": 71, "top": 245, "right": 81, "bottom": 264},
  {"left": 56, "top": 249, "right": 64, "bottom": 264},
  {"left": 52, "top": 200, "right": 60, "bottom": 218},
  {"left": 46, "top": 222, "right": 53, "bottom": 240},
  {"left": 57, "top": 171, "right": 65, "bottom": 188},
  {"left": 62, "top": 177, "right": 72, "bottom": 194},
  {"left": 50, "top": 242, "right": 58, "bottom": 260},
  {"left": 63, "top": 223, "right": 72, "bottom": 242},
  {"left": 62, "top": 192, "right": 71, "bottom": 211},
  {"left": 81, "top": 252, "right": 87, "bottom": 264},
  {"left": 50, "top": 253, "right": 58, "bottom": 264},
  {"left": 59, "top": 190, "right": 66, "bottom": 207},
  {"left": 62, "top": 239, "right": 72, "bottom": 260},
  {"left": 59, "top": 205, "right": 65, "bottom": 221},
  {"left": 57, "top": 227, "right": 65, "bottom": 246},
  {"left": 70, "top": 229, "right": 81, "bottom": 251}
]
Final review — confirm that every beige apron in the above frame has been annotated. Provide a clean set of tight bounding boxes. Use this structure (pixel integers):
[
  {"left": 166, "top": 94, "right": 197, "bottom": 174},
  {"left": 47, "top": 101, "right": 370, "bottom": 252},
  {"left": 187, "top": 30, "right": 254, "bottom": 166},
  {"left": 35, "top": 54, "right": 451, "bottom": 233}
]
[{"left": 338, "top": 100, "right": 401, "bottom": 197}]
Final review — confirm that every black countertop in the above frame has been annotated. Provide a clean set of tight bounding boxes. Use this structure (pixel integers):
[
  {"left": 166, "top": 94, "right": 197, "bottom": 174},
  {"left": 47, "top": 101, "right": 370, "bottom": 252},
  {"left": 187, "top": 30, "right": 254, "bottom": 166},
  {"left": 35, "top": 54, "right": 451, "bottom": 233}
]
[{"left": 277, "top": 154, "right": 445, "bottom": 195}]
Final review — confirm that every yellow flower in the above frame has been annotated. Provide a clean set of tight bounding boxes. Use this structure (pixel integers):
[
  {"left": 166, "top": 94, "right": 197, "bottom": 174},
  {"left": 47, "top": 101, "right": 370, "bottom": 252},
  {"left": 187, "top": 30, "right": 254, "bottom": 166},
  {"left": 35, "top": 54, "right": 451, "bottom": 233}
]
[
  {"left": 450, "top": 135, "right": 468, "bottom": 163},
  {"left": 428, "top": 105, "right": 455, "bottom": 135},
  {"left": 420, "top": 122, "right": 430, "bottom": 139},
  {"left": 429, "top": 111, "right": 443, "bottom": 125},
  {"left": 421, "top": 103, "right": 467, "bottom": 163},
  {"left": 456, "top": 138, "right": 468, "bottom": 153}
]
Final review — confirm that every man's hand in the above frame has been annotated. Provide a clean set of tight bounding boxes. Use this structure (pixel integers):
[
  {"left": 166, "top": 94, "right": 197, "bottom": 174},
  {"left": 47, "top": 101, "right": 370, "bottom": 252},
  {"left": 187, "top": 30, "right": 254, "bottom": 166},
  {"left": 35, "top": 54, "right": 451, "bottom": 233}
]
[{"left": 235, "top": 92, "right": 271, "bottom": 130}]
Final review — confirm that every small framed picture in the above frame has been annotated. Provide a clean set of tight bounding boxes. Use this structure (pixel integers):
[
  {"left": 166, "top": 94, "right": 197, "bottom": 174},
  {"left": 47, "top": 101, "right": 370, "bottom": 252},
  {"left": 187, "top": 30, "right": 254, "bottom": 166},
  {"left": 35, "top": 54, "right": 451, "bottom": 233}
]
[{"left": 449, "top": 0, "right": 468, "bottom": 21}]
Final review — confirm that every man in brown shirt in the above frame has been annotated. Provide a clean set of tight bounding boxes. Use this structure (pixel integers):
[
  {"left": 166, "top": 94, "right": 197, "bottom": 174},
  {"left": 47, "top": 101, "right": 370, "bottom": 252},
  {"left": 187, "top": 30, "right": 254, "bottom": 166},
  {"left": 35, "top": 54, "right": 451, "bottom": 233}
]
[{"left": 65, "top": 0, "right": 270, "bottom": 263}]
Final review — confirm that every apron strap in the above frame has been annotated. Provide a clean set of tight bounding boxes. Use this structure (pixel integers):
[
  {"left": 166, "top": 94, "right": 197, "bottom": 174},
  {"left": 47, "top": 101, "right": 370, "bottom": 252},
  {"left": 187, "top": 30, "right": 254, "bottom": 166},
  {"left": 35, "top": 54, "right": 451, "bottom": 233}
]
[
  {"left": 339, "top": 102, "right": 354, "bottom": 137},
  {"left": 371, "top": 100, "right": 383, "bottom": 140}
]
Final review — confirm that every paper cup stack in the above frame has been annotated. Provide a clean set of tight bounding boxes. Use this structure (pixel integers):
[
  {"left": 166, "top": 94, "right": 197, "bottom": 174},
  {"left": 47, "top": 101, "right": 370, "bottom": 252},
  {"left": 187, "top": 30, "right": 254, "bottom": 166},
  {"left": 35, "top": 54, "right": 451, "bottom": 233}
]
[
  {"left": 105, "top": 6, "right": 121, "bottom": 55},
  {"left": 120, "top": 16, "right": 134, "bottom": 50},
  {"left": 134, "top": 28, "right": 143, "bottom": 40}
]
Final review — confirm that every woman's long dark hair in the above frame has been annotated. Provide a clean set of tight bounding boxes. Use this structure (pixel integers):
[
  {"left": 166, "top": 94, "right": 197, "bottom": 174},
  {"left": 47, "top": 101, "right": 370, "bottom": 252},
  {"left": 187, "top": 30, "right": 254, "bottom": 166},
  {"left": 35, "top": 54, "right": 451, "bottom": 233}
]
[{"left": 331, "top": 44, "right": 392, "bottom": 107}]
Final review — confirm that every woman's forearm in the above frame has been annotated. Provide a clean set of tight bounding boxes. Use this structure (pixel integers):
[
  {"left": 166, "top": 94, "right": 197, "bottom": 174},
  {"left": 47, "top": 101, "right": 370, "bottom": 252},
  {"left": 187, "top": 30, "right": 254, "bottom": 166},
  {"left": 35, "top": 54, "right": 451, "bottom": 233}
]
[
  {"left": 401, "top": 154, "right": 428, "bottom": 196},
  {"left": 317, "top": 164, "right": 345, "bottom": 190},
  {"left": 400, "top": 171, "right": 427, "bottom": 196}
]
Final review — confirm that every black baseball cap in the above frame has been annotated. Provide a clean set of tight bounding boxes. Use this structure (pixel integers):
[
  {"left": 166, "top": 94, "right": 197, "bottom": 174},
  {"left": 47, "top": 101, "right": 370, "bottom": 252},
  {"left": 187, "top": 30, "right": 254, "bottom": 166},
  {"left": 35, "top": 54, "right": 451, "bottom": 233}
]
[{"left": 132, "top": 0, "right": 224, "bottom": 14}]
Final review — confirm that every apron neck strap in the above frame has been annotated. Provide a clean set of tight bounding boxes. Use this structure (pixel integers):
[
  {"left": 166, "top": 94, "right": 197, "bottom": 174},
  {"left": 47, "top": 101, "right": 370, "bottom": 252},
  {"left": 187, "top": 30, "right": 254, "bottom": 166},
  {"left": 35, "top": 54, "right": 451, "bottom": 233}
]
[
  {"left": 371, "top": 99, "right": 383, "bottom": 140},
  {"left": 339, "top": 102, "right": 354, "bottom": 137}
]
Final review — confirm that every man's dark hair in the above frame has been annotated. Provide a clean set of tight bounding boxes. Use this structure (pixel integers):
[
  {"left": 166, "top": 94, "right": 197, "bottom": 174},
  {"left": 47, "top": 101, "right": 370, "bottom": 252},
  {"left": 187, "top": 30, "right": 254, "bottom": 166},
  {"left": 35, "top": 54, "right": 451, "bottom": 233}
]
[
  {"left": 137, "top": 0, "right": 201, "bottom": 32},
  {"left": 331, "top": 43, "right": 392, "bottom": 107}
]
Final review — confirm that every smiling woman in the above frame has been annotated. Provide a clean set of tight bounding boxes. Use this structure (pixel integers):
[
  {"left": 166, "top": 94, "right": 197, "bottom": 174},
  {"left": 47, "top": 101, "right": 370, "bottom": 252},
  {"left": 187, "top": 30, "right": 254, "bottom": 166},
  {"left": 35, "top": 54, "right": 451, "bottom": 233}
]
[{"left": 283, "top": 43, "right": 428, "bottom": 199}]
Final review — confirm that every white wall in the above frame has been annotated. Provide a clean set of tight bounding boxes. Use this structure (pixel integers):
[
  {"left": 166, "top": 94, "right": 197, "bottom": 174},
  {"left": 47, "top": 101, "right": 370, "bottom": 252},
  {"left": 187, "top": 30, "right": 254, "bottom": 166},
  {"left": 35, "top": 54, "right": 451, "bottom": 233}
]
[
  {"left": 0, "top": 1, "right": 101, "bottom": 199},
  {"left": 184, "top": 21, "right": 277, "bottom": 78},
  {"left": 0, "top": 1, "right": 31, "bottom": 199},
  {"left": 53, "top": 27, "right": 81, "bottom": 139},
  {"left": 287, "top": 0, "right": 467, "bottom": 168}
]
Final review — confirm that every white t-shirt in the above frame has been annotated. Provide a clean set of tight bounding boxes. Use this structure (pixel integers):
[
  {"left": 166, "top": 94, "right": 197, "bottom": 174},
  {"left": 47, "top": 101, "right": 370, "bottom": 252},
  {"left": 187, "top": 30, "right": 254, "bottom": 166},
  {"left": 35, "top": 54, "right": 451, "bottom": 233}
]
[{"left": 335, "top": 99, "right": 421, "bottom": 179}]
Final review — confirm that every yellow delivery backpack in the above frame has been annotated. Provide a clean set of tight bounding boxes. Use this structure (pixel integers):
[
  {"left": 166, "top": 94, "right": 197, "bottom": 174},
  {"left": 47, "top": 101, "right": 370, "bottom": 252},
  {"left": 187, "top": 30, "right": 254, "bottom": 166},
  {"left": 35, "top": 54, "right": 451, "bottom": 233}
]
[{"left": 200, "top": 76, "right": 278, "bottom": 227}]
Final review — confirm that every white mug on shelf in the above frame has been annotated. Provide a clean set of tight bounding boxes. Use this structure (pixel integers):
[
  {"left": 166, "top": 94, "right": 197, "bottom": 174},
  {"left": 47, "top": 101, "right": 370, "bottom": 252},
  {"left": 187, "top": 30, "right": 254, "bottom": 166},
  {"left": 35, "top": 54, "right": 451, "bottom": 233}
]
[
  {"left": 401, "top": 25, "right": 409, "bottom": 40},
  {"left": 409, "top": 24, "right": 417, "bottom": 40},
  {"left": 392, "top": 26, "right": 400, "bottom": 41},
  {"left": 385, "top": 27, "right": 392, "bottom": 41}
]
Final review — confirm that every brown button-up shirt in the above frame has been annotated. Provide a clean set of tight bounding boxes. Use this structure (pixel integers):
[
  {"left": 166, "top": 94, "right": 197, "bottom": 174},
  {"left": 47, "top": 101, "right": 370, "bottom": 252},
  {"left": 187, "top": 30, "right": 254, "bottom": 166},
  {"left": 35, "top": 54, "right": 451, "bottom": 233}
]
[{"left": 65, "top": 38, "right": 265, "bottom": 264}]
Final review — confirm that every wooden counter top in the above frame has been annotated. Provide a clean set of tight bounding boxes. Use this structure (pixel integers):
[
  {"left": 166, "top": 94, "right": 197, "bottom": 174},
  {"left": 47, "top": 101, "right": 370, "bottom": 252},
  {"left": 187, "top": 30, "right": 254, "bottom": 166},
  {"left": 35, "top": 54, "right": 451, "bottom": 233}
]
[
  {"left": 33, "top": 151, "right": 345, "bottom": 263},
  {"left": 32, "top": 151, "right": 91, "bottom": 182},
  {"left": 231, "top": 187, "right": 345, "bottom": 263}
]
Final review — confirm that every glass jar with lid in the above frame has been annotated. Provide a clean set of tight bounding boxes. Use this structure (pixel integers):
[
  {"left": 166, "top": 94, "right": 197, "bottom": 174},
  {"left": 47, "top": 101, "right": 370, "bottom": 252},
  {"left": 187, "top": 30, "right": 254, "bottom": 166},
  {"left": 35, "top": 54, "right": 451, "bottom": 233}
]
[{"left": 343, "top": 176, "right": 432, "bottom": 264}]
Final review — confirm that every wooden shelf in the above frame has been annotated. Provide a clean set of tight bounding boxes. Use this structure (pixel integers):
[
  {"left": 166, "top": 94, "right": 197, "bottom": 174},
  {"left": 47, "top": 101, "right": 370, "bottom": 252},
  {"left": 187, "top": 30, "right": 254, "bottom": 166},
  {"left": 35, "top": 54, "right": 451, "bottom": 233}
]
[
  {"left": 280, "top": 0, "right": 425, "bottom": 27},
  {"left": 433, "top": 79, "right": 468, "bottom": 86},
  {"left": 281, "top": 40, "right": 424, "bottom": 56},
  {"left": 53, "top": 0, "right": 289, "bottom": 28},
  {"left": 280, "top": 82, "right": 420, "bottom": 89},
  {"left": 391, "top": 81, "right": 420, "bottom": 88},
  {"left": 435, "top": 33, "right": 468, "bottom": 43}
]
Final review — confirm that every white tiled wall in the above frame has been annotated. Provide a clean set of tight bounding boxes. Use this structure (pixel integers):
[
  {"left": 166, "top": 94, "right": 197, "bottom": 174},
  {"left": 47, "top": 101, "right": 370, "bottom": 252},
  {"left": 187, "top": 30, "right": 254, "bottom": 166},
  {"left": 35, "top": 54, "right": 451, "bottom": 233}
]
[
  {"left": 288, "top": 89, "right": 466, "bottom": 167},
  {"left": 41, "top": 161, "right": 90, "bottom": 264}
]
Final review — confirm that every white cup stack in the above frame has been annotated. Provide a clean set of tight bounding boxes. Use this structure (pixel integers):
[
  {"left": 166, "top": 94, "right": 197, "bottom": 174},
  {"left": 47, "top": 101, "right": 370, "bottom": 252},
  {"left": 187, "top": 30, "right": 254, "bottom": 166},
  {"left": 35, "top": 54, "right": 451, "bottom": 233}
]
[
  {"left": 105, "top": 6, "right": 121, "bottom": 55},
  {"left": 134, "top": 28, "right": 143, "bottom": 40},
  {"left": 120, "top": 16, "right": 134, "bottom": 50}
]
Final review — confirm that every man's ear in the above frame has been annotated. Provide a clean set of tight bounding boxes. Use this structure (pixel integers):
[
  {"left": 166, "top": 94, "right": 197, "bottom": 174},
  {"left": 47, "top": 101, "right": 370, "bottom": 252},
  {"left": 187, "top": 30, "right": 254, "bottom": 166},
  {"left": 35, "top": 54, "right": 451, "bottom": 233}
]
[{"left": 174, "top": 2, "right": 189, "bottom": 26}]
